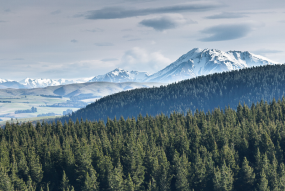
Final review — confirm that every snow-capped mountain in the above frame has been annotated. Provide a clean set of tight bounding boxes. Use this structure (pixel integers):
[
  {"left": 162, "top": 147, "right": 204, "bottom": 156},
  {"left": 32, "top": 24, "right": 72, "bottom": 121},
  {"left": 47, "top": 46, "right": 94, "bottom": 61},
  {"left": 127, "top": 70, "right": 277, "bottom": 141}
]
[
  {"left": 0, "top": 48, "right": 280, "bottom": 89},
  {"left": 18, "top": 78, "right": 92, "bottom": 89},
  {"left": 0, "top": 79, "right": 12, "bottom": 83},
  {"left": 145, "top": 48, "right": 280, "bottom": 83},
  {"left": 89, "top": 68, "right": 150, "bottom": 83},
  {"left": 19, "top": 78, "right": 61, "bottom": 88}
]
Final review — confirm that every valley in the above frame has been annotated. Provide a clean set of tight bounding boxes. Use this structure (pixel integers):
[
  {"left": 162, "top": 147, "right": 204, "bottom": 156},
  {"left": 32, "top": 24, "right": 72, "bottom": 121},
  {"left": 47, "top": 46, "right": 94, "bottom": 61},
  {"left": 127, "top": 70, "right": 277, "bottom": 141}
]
[
  {"left": 0, "top": 95, "right": 78, "bottom": 124},
  {"left": 0, "top": 81, "right": 164, "bottom": 123}
]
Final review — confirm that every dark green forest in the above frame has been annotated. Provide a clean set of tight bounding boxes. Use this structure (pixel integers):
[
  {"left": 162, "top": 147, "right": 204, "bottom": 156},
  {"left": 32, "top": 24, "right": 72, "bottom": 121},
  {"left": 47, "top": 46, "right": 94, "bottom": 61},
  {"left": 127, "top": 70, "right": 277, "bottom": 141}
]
[
  {"left": 2, "top": 98, "right": 285, "bottom": 190},
  {"left": 60, "top": 64, "right": 285, "bottom": 123}
]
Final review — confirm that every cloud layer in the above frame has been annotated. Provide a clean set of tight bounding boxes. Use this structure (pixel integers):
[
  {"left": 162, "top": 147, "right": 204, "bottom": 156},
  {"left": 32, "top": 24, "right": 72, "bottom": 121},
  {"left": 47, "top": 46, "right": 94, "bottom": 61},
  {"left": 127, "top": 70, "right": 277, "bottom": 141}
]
[
  {"left": 120, "top": 47, "right": 171, "bottom": 73},
  {"left": 94, "top": 42, "right": 114, "bottom": 46},
  {"left": 252, "top": 49, "right": 283, "bottom": 56},
  {"left": 139, "top": 14, "right": 190, "bottom": 31},
  {"left": 205, "top": 12, "right": 247, "bottom": 19},
  {"left": 199, "top": 23, "right": 255, "bottom": 42},
  {"left": 85, "top": 3, "right": 219, "bottom": 19}
]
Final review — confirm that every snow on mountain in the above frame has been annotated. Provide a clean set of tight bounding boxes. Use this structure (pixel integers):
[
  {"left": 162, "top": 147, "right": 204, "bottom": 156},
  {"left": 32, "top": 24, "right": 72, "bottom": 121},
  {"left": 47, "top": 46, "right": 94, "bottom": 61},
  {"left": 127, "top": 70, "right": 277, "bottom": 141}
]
[
  {"left": 145, "top": 48, "right": 280, "bottom": 83},
  {"left": 1, "top": 48, "right": 280, "bottom": 89},
  {"left": 89, "top": 68, "right": 150, "bottom": 83},
  {"left": 19, "top": 78, "right": 62, "bottom": 88},
  {"left": 0, "top": 79, "right": 12, "bottom": 83},
  {"left": 18, "top": 78, "right": 92, "bottom": 88}
]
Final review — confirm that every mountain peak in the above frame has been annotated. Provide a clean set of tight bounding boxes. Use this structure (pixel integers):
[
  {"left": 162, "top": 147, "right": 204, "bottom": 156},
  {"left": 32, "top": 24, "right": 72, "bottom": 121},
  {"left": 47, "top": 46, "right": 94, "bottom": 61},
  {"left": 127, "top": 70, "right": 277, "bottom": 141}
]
[
  {"left": 89, "top": 68, "right": 149, "bottom": 83},
  {"left": 113, "top": 68, "right": 124, "bottom": 71},
  {"left": 145, "top": 48, "right": 280, "bottom": 83}
]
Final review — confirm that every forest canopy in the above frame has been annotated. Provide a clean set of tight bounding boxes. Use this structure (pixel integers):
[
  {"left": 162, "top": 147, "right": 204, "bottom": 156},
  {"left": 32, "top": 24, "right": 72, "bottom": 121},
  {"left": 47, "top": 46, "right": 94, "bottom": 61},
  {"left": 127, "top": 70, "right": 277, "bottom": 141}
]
[{"left": 1, "top": 98, "right": 285, "bottom": 190}]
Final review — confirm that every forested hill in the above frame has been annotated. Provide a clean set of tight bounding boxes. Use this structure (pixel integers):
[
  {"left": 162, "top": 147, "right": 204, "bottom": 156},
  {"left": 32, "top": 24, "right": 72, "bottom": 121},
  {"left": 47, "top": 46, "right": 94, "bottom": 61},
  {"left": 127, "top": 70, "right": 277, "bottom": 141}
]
[
  {"left": 60, "top": 64, "right": 285, "bottom": 123},
  {"left": 1, "top": 100, "right": 285, "bottom": 190}
]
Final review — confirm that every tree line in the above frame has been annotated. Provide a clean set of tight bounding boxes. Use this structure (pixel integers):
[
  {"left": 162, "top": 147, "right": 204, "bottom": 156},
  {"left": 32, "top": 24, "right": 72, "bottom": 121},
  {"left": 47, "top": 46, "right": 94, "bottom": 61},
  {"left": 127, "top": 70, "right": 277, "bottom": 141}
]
[{"left": 1, "top": 98, "right": 285, "bottom": 190}]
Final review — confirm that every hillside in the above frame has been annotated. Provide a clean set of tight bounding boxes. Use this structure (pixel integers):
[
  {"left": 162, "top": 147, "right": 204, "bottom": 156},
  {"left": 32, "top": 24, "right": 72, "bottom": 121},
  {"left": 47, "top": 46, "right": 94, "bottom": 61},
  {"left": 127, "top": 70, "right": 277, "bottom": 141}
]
[
  {"left": 0, "top": 81, "right": 163, "bottom": 99},
  {"left": 60, "top": 64, "right": 285, "bottom": 122}
]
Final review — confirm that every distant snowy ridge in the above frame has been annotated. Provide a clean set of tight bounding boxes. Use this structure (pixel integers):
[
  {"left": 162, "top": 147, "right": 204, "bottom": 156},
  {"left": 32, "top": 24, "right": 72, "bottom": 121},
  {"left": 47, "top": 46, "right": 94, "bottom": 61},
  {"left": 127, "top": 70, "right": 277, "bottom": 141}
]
[
  {"left": 18, "top": 77, "right": 93, "bottom": 89},
  {"left": 145, "top": 48, "right": 280, "bottom": 83},
  {"left": 20, "top": 78, "right": 63, "bottom": 88},
  {"left": 89, "top": 68, "right": 150, "bottom": 83},
  {"left": 0, "top": 79, "right": 12, "bottom": 83}
]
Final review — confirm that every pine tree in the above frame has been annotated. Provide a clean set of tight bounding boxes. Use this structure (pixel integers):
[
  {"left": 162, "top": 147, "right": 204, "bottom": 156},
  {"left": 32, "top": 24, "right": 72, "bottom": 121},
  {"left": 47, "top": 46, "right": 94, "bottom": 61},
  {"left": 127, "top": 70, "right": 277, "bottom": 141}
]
[
  {"left": 213, "top": 162, "right": 234, "bottom": 191},
  {"left": 125, "top": 174, "right": 135, "bottom": 191},
  {"left": 240, "top": 157, "right": 255, "bottom": 190},
  {"left": 192, "top": 150, "right": 206, "bottom": 190},
  {"left": 10, "top": 158, "right": 27, "bottom": 191},
  {"left": 0, "top": 166, "right": 13, "bottom": 191},
  {"left": 278, "top": 163, "right": 285, "bottom": 190},
  {"left": 259, "top": 169, "right": 269, "bottom": 191},
  {"left": 156, "top": 150, "right": 171, "bottom": 191},
  {"left": 27, "top": 148, "right": 43, "bottom": 183},
  {"left": 123, "top": 138, "right": 145, "bottom": 190},
  {"left": 174, "top": 152, "right": 190, "bottom": 191},
  {"left": 108, "top": 160, "right": 124, "bottom": 191},
  {"left": 61, "top": 170, "right": 71, "bottom": 191},
  {"left": 82, "top": 169, "right": 98, "bottom": 191}
]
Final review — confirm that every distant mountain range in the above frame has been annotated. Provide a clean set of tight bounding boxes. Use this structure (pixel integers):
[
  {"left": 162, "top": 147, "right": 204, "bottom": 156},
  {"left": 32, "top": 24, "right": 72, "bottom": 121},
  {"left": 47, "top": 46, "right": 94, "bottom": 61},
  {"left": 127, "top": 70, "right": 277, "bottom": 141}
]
[
  {"left": 0, "top": 48, "right": 280, "bottom": 89},
  {"left": 0, "top": 81, "right": 164, "bottom": 100},
  {"left": 0, "top": 78, "right": 93, "bottom": 89},
  {"left": 89, "top": 68, "right": 150, "bottom": 83}
]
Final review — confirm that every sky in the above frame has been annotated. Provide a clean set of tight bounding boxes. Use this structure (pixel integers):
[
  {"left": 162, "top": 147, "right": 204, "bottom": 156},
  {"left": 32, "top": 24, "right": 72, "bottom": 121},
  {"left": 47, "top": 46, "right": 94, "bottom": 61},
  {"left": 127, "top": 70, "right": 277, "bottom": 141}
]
[{"left": 1, "top": 0, "right": 285, "bottom": 80}]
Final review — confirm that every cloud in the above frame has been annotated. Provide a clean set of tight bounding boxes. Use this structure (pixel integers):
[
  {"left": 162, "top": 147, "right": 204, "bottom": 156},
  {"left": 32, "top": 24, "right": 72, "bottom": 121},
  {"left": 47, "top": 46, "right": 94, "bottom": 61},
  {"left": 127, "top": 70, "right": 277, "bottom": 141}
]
[
  {"left": 4, "top": 9, "right": 11, "bottom": 12},
  {"left": 38, "top": 60, "right": 117, "bottom": 79},
  {"left": 128, "top": 38, "right": 141, "bottom": 41},
  {"left": 252, "top": 49, "right": 283, "bottom": 56},
  {"left": 101, "top": 58, "right": 118, "bottom": 62},
  {"left": 94, "top": 42, "right": 114, "bottom": 46},
  {"left": 120, "top": 47, "right": 171, "bottom": 73},
  {"left": 51, "top": 10, "right": 61, "bottom": 15},
  {"left": 122, "top": 35, "right": 141, "bottom": 41},
  {"left": 0, "top": 20, "right": 6, "bottom": 23},
  {"left": 279, "top": 20, "right": 285, "bottom": 23},
  {"left": 205, "top": 12, "right": 247, "bottom": 19},
  {"left": 121, "top": 29, "right": 133, "bottom": 32},
  {"left": 199, "top": 23, "right": 257, "bottom": 42},
  {"left": 139, "top": 14, "right": 192, "bottom": 31},
  {"left": 84, "top": 2, "right": 220, "bottom": 19},
  {"left": 86, "top": 28, "right": 104, "bottom": 32},
  {"left": 123, "top": 34, "right": 135, "bottom": 38},
  {"left": 71, "top": 39, "right": 78, "bottom": 43}
]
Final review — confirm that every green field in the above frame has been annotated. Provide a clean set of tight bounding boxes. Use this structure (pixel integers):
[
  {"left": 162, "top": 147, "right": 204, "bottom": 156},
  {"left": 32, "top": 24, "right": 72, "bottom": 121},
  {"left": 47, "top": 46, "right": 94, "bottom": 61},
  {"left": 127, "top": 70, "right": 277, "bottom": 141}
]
[
  {"left": 0, "top": 115, "right": 60, "bottom": 126},
  {"left": 0, "top": 95, "right": 80, "bottom": 123}
]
